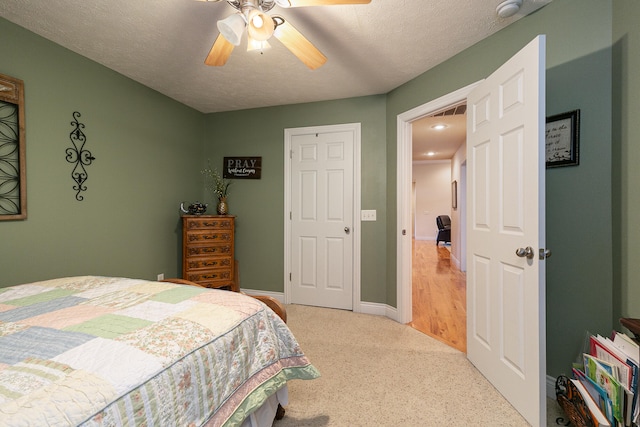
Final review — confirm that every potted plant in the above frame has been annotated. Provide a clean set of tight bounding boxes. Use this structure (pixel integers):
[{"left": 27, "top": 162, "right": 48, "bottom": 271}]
[{"left": 201, "top": 161, "right": 232, "bottom": 215}]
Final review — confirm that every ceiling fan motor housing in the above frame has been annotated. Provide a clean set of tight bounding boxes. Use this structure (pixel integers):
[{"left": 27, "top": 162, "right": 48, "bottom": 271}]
[{"left": 227, "top": 0, "right": 278, "bottom": 13}]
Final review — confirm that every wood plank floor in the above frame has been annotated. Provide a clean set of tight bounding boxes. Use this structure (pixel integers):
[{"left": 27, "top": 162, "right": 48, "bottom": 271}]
[{"left": 409, "top": 239, "right": 467, "bottom": 352}]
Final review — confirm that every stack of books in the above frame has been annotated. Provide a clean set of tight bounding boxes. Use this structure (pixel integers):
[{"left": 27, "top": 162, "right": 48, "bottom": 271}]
[{"left": 566, "top": 330, "right": 640, "bottom": 427}]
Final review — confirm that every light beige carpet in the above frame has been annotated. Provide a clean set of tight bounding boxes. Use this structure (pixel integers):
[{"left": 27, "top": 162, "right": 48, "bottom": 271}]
[{"left": 275, "top": 304, "right": 566, "bottom": 427}]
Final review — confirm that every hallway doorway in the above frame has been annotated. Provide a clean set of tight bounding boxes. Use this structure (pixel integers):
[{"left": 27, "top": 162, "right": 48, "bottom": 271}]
[
  {"left": 406, "top": 96, "right": 469, "bottom": 353},
  {"left": 396, "top": 82, "right": 479, "bottom": 325},
  {"left": 409, "top": 239, "right": 466, "bottom": 352}
]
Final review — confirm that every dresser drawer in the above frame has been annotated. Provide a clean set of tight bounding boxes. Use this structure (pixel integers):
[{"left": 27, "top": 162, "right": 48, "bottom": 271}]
[
  {"left": 184, "top": 270, "right": 234, "bottom": 288},
  {"left": 185, "top": 256, "right": 233, "bottom": 271},
  {"left": 185, "top": 217, "right": 233, "bottom": 231},
  {"left": 185, "top": 230, "right": 233, "bottom": 244},
  {"left": 185, "top": 243, "right": 232, "bottom": 257}
]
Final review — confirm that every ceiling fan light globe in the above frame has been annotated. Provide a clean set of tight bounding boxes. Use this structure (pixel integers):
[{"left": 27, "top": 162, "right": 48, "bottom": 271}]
[
  {"left": 252, "top": 15, "right": 264, "bottom": 29},
  {"left": 217, "top": 13, "right": 246, "bottom": 46},
  {"left": 247, "top": 35, "right": 271, "bottom": 52},
  {"left": 247, "top": 10, "right": 275, "bottom": 41}
]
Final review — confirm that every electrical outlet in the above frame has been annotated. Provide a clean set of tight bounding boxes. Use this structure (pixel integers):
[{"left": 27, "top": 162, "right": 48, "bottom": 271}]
[
  {"left": 157, "top": 273, "right": 164, "bottom": 281},
  {"left": 361, "top": 210, "right": 377, "bottom": 221}
]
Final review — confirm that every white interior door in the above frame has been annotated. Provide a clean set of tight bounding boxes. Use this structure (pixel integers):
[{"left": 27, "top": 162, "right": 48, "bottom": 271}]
[
  {"left": 466, "top": 36, "right": 546, "bottom": 427},
  {"left": 286, "top": 124, "right": 359, "bottom": 310}
]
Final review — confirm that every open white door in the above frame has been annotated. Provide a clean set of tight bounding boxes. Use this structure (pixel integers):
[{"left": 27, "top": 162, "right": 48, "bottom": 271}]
[{"left": 466, "top": 36, "right": 547, "bottom": 427}]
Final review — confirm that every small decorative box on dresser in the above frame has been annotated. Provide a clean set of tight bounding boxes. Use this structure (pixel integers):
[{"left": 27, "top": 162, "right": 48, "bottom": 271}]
[{"left": 181, "top": 215, "right": 239, "bottom": 292}]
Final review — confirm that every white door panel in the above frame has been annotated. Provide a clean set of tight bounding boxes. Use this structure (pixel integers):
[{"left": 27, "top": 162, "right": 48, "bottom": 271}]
[
  {"left": 288, "top": 126, "right": 357, "bottom": 310},
  {"left": 467, "top": 35, "right": 546, "bottom": 427}
]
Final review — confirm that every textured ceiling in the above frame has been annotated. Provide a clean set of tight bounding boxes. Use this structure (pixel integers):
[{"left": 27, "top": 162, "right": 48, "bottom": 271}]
[{"left": 0, "top": 0, "right": 552, "bottom": 115}]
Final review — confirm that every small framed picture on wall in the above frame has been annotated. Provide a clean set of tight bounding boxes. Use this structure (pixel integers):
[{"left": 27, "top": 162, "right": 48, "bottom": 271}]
[
  {"left": 545, "top": 110, "right": 580, "bottom": 168},
  {"left": 452, "top": 180, "right": 457, "bottom": 210}
]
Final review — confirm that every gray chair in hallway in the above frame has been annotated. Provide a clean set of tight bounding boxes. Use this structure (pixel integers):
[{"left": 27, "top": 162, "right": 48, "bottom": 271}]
[{"left": 436, "top": 215, "right": 451, "bottom": 246}]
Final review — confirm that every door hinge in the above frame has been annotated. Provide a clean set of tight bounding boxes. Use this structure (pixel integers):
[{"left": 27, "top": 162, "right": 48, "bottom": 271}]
[
  {"left": 290, "top": 211, "right": 292, "bottom": 220},
  {"left": 289, "top": 273, "right": 291, "bottom": 281},
  {"left": 290, "top": 149, "right": 293, "bottom": 159}
]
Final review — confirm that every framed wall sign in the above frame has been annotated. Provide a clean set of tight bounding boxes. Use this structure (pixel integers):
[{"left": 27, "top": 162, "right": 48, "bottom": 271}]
[
  {"left": 545, "top": 109, "right": 580, "bottom": 168},
  {"left": 223, "top": 156, "right": 262, "bottom": 179}
]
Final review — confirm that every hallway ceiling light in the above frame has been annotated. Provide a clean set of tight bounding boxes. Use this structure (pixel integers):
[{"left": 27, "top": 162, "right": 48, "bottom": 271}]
[{"left": 431, "top": 124, "right": 448, "bottom": 130}]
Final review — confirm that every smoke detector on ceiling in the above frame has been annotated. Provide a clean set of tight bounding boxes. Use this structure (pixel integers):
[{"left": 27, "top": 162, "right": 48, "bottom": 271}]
[{"left": 496, "top": 0, "right": 523, "bottom": 18}]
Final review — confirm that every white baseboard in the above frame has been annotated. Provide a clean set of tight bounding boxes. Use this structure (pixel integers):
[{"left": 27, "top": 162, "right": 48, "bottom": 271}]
[
  {"left": 241, "top": 292, "right": 401, "bottom": 323},
  {"left": 240, "top": 288, "right": 285, "bottom": 303},
  {"left": 547, "top": 374, "right": 557, "bottom": 399},
  {"left": 451, "top": 253, "right": 461, "bottom": 270},
  {"left": 358, "top": 301, "right": 398, "bottom": 319}
]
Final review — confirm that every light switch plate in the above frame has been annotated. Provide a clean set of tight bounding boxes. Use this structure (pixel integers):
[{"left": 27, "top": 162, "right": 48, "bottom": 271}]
[{"left": 361, "top": 210, "right": 377, "bottom": 221}]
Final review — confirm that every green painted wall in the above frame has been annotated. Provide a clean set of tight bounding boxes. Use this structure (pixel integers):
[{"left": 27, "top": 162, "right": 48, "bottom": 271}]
[
  {"left": 0, "top": 19, "right": 204, "bottom": 286},
  {"left": 386, "top": 0, "right": 613, "bottom": 377},
  {"left": 201, "top": 96, "right": 388, "bottom": 301}
]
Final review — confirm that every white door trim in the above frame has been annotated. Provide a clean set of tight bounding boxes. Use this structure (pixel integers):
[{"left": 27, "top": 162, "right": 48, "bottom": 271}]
[
  {"left": 284, "top": 123, "right": 362, "bottom": 312},
  {"left": 396, "top": 82, "right": 481, "bottom": 324}
]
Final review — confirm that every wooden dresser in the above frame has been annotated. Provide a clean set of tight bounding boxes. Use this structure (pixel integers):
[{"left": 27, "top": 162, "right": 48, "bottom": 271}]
[{"left": 181, "top": 215, "right": 238, "bottom": 291}]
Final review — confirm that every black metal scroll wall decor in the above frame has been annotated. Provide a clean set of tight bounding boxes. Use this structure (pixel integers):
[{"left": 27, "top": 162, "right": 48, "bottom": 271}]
[
  {"left": 0, "top": 73, "right": 26, "bottom": 220},
  {"left": 0, "top": 100, "right": 21, "bottom": 215},
  {"left": 66, "top": 111, "right": 95, "bottom": 201}
]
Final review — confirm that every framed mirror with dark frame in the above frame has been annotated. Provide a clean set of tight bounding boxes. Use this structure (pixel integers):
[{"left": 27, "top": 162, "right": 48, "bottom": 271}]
[{"left": 0, "top": 73, "right": 26, "bottom": 220}]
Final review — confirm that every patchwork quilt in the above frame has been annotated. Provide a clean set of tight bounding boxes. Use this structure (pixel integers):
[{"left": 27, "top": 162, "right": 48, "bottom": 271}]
[{"left": 0, "top": 276, "right": 319, "bottom": 426}]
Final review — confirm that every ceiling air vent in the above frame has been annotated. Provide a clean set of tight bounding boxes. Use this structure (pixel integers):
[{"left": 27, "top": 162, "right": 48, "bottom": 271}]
[{"left": 432, "top": 104, "right": 467, "bottom": 117}]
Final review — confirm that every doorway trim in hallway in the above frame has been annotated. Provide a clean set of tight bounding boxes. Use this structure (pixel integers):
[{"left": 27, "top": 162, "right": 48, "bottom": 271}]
[{"left": 396, "top": 81, "right": 480, "bottom": 325}]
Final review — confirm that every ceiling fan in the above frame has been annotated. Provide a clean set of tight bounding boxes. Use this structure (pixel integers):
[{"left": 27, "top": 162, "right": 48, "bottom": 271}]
[{"left": 203, "top": 0, "right": 371, "bottom": 70}]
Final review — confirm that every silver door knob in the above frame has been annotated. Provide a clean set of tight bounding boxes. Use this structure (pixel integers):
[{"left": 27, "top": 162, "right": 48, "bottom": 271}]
[
  {"left": 344, "top": 226, "right": 350, "bottom": 235},
  {"left": 539, "top": 248, "right": 552, "bottom": 259},
  {"left": 515, "top": 246, "right": 535, "bottom": 259}
]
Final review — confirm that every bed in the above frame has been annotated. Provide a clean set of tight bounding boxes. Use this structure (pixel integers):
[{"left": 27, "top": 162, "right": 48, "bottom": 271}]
[{"left": 0, "top": 276, "right": 319, "bottom": 426}]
